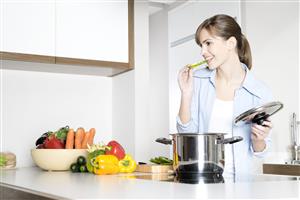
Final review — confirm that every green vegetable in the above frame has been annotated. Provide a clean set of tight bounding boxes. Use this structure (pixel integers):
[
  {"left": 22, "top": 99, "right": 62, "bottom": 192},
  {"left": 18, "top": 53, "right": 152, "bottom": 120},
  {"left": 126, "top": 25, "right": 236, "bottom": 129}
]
[
  {"left": 79, "top": 165, "right": 87, "bottom": 173},
  {"left": 77, "top": 156, "right": 86, "bottom": 165},
  {"left": 89, "top": 149, "right": 105, "bottom": 158},
  {"left": 70, "top": 163, "right": 80, "bottom": 172},
  {"left": 0, "top": 155, "right": 7, "bottom": 167},
  {"left": 86, "top": 154, "right": 94, "bottom": 173},
  {"left": 86, "top": 150, "right": 106, "bottom": 173},
  {"left": 188, "top": 60, "right": 207, "bottom": 69},
  {"left": 150, "top": 156, "right": 173, "bottom": 165},
  {"left": 55, "top": 126, "right": 69, "bottom": 140}
]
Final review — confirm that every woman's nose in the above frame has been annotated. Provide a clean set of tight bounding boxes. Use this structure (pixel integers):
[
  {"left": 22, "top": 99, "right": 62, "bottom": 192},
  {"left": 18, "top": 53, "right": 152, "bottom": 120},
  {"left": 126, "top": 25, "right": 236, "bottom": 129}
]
[{"left": 201, "top": 47, "right": 207, "bottom": 57}]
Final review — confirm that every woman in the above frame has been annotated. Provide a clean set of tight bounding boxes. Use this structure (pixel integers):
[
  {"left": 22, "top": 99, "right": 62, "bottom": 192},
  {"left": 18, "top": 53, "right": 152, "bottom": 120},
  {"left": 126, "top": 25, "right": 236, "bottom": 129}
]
[{"left": 177, "top": 14, "right": 273, "bottom": 177}]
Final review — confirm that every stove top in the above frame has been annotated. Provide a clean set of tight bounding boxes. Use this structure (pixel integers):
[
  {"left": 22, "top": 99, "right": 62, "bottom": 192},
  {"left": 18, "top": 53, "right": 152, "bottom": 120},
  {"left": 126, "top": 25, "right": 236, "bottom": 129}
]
[
  {"left": 134, "top": 173, "right": 300, "bottom": 184},
  {"left": 134, "top": 173, "right": 224, "bottom": 184}
]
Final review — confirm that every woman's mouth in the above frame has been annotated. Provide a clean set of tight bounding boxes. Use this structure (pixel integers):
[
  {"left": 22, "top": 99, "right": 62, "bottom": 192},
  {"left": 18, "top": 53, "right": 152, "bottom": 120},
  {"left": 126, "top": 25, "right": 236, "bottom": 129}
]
[{"left": 205, "top": 57, "right": 213, "bottom": 64}]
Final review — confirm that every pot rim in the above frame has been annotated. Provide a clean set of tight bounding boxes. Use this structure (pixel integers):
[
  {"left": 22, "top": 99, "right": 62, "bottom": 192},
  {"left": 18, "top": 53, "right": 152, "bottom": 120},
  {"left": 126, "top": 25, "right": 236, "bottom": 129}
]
[{"left": 170, "top": 132, "right": 228, "bottom": 136}]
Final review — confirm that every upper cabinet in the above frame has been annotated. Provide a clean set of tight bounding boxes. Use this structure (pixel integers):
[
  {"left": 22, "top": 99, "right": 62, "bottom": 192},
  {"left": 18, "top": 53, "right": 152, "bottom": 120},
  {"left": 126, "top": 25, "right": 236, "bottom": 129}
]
[
  {"left": 56, "top": 0, "right": 128, "bottom": 63},
  {"left": 1, "top": 0, "right": 56, "bottom": 63},
  {"left": 0, "top": 0, "right": 134, "bottom": 76}
]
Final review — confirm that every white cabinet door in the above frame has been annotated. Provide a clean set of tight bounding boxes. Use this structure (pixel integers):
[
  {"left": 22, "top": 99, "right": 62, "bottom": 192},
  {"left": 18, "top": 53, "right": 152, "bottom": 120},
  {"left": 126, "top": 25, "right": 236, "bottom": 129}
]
[
  {"left": 56, "top": 0, "right": 129, "bottom": 63},
  {"left": 1, "top": 0, "right": 55, "bottom": 56}
]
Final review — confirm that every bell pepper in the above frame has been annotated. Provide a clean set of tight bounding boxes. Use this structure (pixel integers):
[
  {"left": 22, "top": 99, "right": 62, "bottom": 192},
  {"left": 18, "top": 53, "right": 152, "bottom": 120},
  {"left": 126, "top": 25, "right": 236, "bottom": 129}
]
[
  {"left": 118, "top": 154, "right": 137, "bottom": 173},
  {"left": 87, "top": 144, "right": 111, "bottom": 173},
  {"left": 92, "top": 155, "right": 119, "bottom": 175},
  {"left": 105, "top": 140, "right": 126, "bottom": 160}
]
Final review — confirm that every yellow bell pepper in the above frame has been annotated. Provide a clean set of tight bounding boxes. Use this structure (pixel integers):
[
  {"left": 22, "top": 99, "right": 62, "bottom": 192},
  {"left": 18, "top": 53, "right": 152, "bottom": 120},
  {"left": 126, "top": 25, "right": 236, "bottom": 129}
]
[
  {"left": 118, "top": 154, "right": 137, "bottom": 173},
  {"left": 93, "top": 155, "right": 119, "bottom": 175}
]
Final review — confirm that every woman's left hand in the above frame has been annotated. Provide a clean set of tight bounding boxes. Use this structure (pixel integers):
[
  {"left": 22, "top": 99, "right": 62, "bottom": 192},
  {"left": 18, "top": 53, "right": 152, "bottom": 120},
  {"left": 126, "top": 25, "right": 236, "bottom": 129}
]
[{"left": 251, "top": 120, "right": 273, "bottom": 141}]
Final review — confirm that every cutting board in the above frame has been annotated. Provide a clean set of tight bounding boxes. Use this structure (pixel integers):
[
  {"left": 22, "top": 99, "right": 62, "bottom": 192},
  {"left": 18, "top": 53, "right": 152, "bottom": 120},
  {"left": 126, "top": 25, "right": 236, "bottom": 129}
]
[
  {"left": 135, "top": 164, "right": 173, "bottom": 173},
  {"left": 263, "top": 163, "right": 300, "bottom": 176}
]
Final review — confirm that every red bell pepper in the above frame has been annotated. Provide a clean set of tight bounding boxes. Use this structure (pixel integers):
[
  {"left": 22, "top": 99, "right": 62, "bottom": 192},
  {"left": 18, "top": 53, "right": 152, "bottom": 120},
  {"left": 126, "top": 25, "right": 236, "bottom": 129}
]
[{"left": 105, "top": 140, "right": 125, "bottom": 160}]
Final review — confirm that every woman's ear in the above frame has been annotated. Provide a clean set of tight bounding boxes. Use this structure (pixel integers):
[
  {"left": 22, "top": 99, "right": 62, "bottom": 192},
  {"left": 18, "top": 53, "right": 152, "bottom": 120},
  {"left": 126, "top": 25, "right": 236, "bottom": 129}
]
[{"left": 226, "top": 36, "right": 237, "bottom": 50}]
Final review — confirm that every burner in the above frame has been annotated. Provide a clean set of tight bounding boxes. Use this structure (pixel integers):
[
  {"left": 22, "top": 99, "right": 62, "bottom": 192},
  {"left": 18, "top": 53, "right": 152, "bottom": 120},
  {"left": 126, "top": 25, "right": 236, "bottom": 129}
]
[
  {"left": 176, "top": 162, "right": 224, "bottom": 175},
  {"left": 174, "top": 172, "right": 224, "bottom": 184}
]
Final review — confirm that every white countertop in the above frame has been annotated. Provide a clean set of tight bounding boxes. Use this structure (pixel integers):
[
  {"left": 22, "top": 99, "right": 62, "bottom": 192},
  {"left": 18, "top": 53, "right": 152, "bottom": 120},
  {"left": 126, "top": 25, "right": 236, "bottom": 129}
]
[{"left": 0, "top": 167, "right": 300, "bottom": 199}]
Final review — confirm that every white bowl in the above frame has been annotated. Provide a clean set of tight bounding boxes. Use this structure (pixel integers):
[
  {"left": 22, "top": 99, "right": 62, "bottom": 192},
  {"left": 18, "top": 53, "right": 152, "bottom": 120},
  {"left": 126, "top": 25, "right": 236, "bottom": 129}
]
[{"left": 31, "top": 149, "right": 88, "bottom": 171}]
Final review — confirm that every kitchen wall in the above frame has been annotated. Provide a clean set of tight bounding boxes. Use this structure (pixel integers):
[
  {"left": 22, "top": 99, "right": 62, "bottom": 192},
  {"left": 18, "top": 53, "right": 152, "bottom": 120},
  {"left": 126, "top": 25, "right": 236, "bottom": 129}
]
[
  {"left": 113, "top": 1, "right": 170, "bottom": 161},
  {"left": 149, "top": 9, "right": 169, "bottom": 157},
  {"left": 241, "top": 1, "right": 299, "bottom": 164},
  {"left": 113, "top": 0, "right": 170, "bottom": 161},
  {"left": 1, "top": 60, "right": 112, "bottom": 167}
]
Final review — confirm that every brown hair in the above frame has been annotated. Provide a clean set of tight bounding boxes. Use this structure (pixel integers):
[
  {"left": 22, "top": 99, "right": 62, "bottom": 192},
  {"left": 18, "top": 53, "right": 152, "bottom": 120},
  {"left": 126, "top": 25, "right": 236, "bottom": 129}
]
[{"left": 195, "top": 14, "right": 252, "bottom": 70}]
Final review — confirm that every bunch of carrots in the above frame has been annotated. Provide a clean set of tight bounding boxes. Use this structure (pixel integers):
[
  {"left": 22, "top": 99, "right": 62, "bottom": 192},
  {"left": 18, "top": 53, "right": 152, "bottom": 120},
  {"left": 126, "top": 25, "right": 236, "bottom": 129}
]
[{"left": 65, "top": 128, "right": 96, "bottom": 149}]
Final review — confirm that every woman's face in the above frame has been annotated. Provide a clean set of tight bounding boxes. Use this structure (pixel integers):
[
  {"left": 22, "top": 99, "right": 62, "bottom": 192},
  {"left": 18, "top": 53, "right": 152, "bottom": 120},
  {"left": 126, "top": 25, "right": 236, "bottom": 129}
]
[{"left": 198, "top": 28, "right": 230, "bottom": 70}]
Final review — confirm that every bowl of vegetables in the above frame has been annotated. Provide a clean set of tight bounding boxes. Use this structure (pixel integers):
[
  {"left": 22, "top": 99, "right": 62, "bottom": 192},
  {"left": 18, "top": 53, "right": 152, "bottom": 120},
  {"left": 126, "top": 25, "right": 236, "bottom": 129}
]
[
  {"left": 31, "top": 126, "right": 94, "bottom": 171},
  {"left": 31, "top": 149, "right": 88, "bottom": 171}
]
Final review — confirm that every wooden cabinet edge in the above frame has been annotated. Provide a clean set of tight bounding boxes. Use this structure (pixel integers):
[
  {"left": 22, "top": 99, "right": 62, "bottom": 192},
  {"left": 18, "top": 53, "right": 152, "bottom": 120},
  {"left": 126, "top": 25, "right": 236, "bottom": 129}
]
[
  {"left": 0, "top": 51, "right": 55, "bottom": 64},
  {"left": 1, "top": 52, "right": 132, "bottom": 69},
  {"left": 263, "top": 163, "right": 300, "bottom": 176},
  {"left": 55, "top": 56, "right": 131, "bottom": 69},
  {"left": 128, "top": 0, "right": 135, "bottom": 69}
]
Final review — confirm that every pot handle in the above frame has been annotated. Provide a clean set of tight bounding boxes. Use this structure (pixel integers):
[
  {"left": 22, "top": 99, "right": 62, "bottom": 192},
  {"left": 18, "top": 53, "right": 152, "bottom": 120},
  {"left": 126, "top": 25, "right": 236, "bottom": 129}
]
[
  {"left": 155, "top": 137, "right": 172, "bottom": 145},
  {"left": 217, "top": 136, "right": 243, "bottom": 144}
]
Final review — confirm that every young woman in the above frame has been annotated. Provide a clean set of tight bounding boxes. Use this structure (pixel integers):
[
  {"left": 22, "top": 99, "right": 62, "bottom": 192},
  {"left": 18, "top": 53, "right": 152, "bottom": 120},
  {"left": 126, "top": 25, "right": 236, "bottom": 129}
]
[{"left": 177, "top": 14, "right": 273, "bottom": 177}]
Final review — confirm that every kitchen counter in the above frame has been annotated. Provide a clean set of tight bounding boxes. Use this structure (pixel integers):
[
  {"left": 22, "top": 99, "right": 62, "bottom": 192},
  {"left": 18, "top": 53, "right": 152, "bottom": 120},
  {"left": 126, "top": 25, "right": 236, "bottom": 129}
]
[{"left": 0, "top": 167, "right": 299, "bottom": 199}]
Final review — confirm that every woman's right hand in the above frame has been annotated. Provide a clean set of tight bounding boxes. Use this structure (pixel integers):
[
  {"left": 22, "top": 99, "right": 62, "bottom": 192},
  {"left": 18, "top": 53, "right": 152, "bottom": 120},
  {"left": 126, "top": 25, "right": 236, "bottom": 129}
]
[{"left": 178, "top": 65, "right": 193, "bottom": 95}]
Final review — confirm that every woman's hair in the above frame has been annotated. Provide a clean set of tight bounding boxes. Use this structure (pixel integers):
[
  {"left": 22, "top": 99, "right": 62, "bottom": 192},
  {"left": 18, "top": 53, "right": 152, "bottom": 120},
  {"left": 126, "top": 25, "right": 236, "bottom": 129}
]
[{"left": 195, "top": 14, "right": 252, "bottom": 70}]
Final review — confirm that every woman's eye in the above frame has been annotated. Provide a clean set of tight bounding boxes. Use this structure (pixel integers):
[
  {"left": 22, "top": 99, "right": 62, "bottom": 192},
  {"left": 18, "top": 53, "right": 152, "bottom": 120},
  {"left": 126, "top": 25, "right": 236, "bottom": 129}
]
[{"left": 206, "top": 41, "right": 211, "bottom": 46}]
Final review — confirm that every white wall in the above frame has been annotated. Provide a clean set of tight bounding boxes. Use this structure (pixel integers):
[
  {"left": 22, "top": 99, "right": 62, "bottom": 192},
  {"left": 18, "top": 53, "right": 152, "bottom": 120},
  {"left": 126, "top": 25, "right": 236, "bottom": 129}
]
[
  {"left": 242, "top": 1, "right": 299, "bottom": 163},
  {"left": 1, "top": 60, "right": 112, "bottom": 167},
  {"left": 113, "top": 1, "right": 152, "bottom": 162},
  {"left": 112, "top": 71, "right": 135, "bottom": 155},
  {"left": 149, "top": 10, "right": 170, "bottom": 157},
  {"left": 113, "top": 1, "right": 170, "bottom": 162}
]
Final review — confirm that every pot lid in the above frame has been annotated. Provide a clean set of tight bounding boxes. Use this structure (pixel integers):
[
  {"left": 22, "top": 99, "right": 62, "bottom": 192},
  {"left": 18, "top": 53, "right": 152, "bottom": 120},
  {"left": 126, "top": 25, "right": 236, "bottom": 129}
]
[{"left": 234, "top": 101, "right": 283, "bottom": 125}]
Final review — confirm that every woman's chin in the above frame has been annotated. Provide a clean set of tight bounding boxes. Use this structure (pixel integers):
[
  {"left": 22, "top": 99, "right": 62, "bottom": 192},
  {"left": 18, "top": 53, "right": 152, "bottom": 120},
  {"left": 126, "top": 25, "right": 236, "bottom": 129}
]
[{"left": 207, "top": 64, "right": 217, "bottom": 70}]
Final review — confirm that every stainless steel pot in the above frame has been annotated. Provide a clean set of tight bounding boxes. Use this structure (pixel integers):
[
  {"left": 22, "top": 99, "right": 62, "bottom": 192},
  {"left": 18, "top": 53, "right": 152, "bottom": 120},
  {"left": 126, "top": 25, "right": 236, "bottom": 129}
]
[{"left": 156, "top": 133, "right": 243, "bottom": 177}]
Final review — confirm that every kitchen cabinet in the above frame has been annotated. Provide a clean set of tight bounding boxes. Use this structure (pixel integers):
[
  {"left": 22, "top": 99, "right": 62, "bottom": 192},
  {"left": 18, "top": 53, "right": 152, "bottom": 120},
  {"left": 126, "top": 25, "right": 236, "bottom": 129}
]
[
  {"left": 0, "top": 186, "right": 54, "bottom": 200},
  {"left": 56, "top": 0, "right": 128, "bottom": 63},
  {"left": 0, "top": 0, "right": 56, "bottom": 63},
  {"left": 0, "top": 0, "right": 134, "bottom": 76}
]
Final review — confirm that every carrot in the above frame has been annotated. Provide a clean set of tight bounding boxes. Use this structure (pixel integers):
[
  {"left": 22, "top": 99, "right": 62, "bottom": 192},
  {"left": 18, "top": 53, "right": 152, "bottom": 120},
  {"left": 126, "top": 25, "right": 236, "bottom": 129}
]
[
  {"left": 65, "top": 128, "right": 75, "bottom": 149},
  {"left": 87, "top": 128, "right": 96, "bottom": 146},
  {"left": 81, "top": 131, "right": 90, "bottom": 149},
  {"left": 75, "top": 128, "right": 85, "bottom": 149}
]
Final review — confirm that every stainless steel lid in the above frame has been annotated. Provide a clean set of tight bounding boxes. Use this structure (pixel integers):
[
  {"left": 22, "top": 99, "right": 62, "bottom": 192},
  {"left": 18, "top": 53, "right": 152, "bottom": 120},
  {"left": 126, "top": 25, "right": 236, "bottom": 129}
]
[{"left": 234, "top": 101, "right": 283, "bottom": 125}]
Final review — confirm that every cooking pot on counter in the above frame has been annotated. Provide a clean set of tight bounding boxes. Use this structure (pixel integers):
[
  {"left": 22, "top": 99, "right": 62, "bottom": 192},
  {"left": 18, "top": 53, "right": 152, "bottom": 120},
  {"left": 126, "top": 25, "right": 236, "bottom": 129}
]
[{"left": 156, "top": 133, "right": 243, "bottom": 177}]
